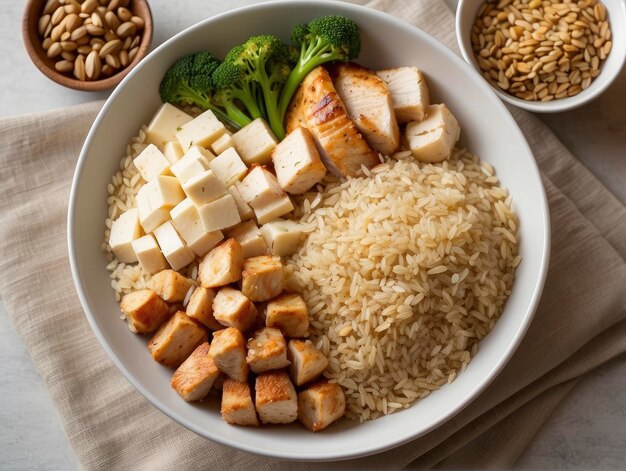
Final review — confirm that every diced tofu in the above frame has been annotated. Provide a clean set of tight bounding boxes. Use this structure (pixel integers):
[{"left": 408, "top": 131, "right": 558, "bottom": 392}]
[
  {"left": 133, "top": 144, "right": 170, "bottom": 182},
  {"left": 131, "top": 234, "right": 168, "bottom": 275},
  {"left": 232, "top": 118, "right": 278, "bottom": 165},
  {"left": 213, "top": 287, "right": 257, "bottom": 332},
  {"left": 266, "top": 293, "right": 309, "bottom": 338},
  {"left": 221, "top": 379, "right": 259, "bottom": 426},
  {"left": 287, "top": 339, "right": 328, "bottom": 386},
  {"left": 171, "top": 342, "right": 219, "bottom": 401},
  {"left": 147, "top": 269, "right": 194, "bottom": 303},
  {"left": 209, "top": 327, "right": 249, "bottom": 382},
  {"left": 120, "top": 289, "right": 169, "bottom": 333},
  {"left": 163, "top": 141, "right": 184, "bottom": 165},
  {"left": 176, "top": 109, "right": 227, "bottom": 151},
  {"left": 225, "top": 220, "right": 268, "bottom": 259},
  {"left": 137, "top": 176, "right": 185, "bottom": 233},
  {"left": 148, "top": 311, "right": 207, "bottom": 368},
  {"left": 237, "top": 166, "right": 284, "bottom": 209},
  {"left": 181, "top": 169, "right": 227, "bottom": 206},
  {"left": 198, "top": 238, "right": 243, "bottom": 288},
  {"left": 246, "top": 327, "right": 290, "bottom": 373},
  {"left": 377, "top": 67, "right": 430, "bottom": 123},
  {"left": 211, "top": 132, "right": 234, "bottom": 155},
  {"left": 406, "top": 104, "right": 460, "bottom": 163},
  {"left": 209, "top": 148, "right": 248, "bottom": 187},
  {"left": 260, "top": 219, "right": 303, "bottom": 257},
  {"left": 228, "top": 185, "right": 255, "bottom": 221},
  {"left": 186, "top": 286, "right": 221, "bottom": 330},
  {"left": 271, "top": 127, "right": 326, "bottom": 194},
  {"left": 241, "top": 255, "right": 284, "bottom": 302},
  {"left": 197, "top": 194, "right": 241, "bottom": 232},
  {"left": 254, "top": 195, "right": 294, "bottom": 225},
  {"left": 152, "top": 221, "right": 194, "bottom": 271},
  {"left": 298, "top": 381, "right": 345, "bottom": 432},
  {"left": 169, "top": 146, "right": 213, "bottom": 183},
  {"left": 170, "top": 199, "right": 223, "bottom": 257},
  {"left": 109, "top": 208, "right": 142, "bottom": 263},
  {"left": 146, "top": 103, "right": 193, "bottom": 148},
  {"left": 255, "top": 371, "right": 298, "bottom": 424}
]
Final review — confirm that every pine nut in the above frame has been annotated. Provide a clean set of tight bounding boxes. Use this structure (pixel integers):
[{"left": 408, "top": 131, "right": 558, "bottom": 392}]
[
  {"left": 55, "top": 60, "right": 74, "bottom": 72},
  {"left": 85, "top": 50, "right": 102, "bottom": 79},
  {"left": 74, "top": 54, "right": 86, "bottom": 80},
  {"left": 47, "top": 42, "right": 63, "bottom": 58},
  {"left": 51, "top": 7, "right": 66, "bottom": 26},
  {"left": 116, "top": 22, "right": 136, "bottom": 39},
  {"left": 117, "top": 7, "right": 132, "bottom": 22},
  {"left": 130, "top": 16, "right": 144, "bottom": 30},
  {"left": 38, "top": 15, "right": 51, "bottom": 37},
  {"left": 105, "top": 54, "right": 121, "bottom": 68},
  {"left": 99, "top": 39, "right": 122, "bottom": 58},
  {"left": 81, "top": 0, "right": 98, "bottom": 14}
]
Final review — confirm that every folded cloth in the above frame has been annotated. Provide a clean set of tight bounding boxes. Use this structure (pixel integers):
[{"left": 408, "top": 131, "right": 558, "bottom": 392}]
[{"left": 0, "top": 0, "right": 624, "bottom": 469}]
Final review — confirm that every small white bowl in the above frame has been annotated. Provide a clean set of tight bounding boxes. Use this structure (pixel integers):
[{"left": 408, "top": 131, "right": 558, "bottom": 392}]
[
  {"left": 68, "top": 0, "right": 550, "bottom": 461},
  {"left": 456, "top": 0, "right": 626, "bottom": 112}
]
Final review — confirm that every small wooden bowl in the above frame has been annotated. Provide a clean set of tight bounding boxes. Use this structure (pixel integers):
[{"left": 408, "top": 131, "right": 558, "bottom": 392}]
[{"left": 22, "top": 0, "right": 153, "bottom": 92}]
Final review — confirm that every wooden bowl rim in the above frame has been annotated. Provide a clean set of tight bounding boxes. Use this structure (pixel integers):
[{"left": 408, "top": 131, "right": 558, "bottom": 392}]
[{"left": 22, "top": 0, "right": 153, "bottom": 92}]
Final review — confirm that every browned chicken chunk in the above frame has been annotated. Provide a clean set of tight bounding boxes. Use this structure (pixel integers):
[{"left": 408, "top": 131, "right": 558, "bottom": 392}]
[
  {"left": 221, "top": 379, "right": 259, "bottom": 426},
  {"left": 185, "top": 286, "right": 221, "bottom": 330},
  {"left": 266, "top": 293, "right": 309, "bottom": 338},
  {"left": 148, "top": 311, "right": 207, "bottom": 368},
  {"left": 298, "top": 381, "right": 345, "bottom": 432},
  {"left": 241, "top": 255, "right": 284, "bottom": 302},
  {"left": 120, "top": 289, "right": 169, "bottom": 333},
  {"left": 287, "top": 339, "right": 329, "bottom": 386},
  {"left": 171, "top": 342, "right": 220, "bottom": 401},
  {"left": 255, "top": 371, "right": 298, "bottom": 424},
  {"left": 212, "top": 287, "right": 257, "bottom": 332},
  {"left": 209, "top": 327, "right": 249, "bottom": 382},
  {"left": 198, "top": 238, "right": 244, "bottom": 288},
  {"left": 289, "top": 66, "right": 379, "bottom": 177},
  {"left": 330, "top": 63, "right": 400, "bottom": 155},
  {"left": 246, "top": 327, "right": 290, "bottom": 374},
  {"left": 148, "top": 269, "right": 194, "bottom": 303}
]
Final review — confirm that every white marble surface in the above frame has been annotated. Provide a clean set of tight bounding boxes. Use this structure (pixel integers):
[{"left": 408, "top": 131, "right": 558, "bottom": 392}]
[{"left": 1, "top": 0, "right": 624, "bottom": 469}]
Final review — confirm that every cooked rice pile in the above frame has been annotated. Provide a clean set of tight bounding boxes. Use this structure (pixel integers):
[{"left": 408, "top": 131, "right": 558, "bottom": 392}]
[{"left": 284, "top": 150, "right": 520, "bottom": 422}]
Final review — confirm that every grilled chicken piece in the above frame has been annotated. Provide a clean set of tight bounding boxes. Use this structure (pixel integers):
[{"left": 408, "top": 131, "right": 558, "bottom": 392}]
[
  {"left": 330, "top": 63, "right": 399, "bottom": 155},
  {"left": 286, "top": 86, "right": 307, "bottom": 135},
  {"left": 377, "top": 66, "right": 430, "bottom": 123},
  {"left": 294, "top": 66, "right": 379, "bottom": 177}
]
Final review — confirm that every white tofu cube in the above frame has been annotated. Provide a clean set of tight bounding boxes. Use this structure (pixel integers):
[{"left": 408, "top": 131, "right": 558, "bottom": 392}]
[
  {"left": 170, "top": 146, "right": 213, "bottom": 183},
  {"left": 146, "top": 103, "right": 193, "bottom": 149},
  {"left": 237, "top": 166, "right": 284, "bottom": 209},
  {"left": 197, "top": 194, "right": 241, "bottom": 232},
  {"left": 163, "top": 141, "right": 184, "bottom": 165},
  {"left": 170, "top": 199, "right": 224, "bottom": 256},
  {"left": 209, "top": 148, "right": 248, "bottom": 187},
  {"left": 272, "top": 127, "right": 326, "bottom": 194},
  {"left": 406, "top": 104, "right": 460, "bottom": 163},
  {"left": 181, "top": 169, "right": 227, "bottom": 206},
  {"left": 228, "top": 185, "right": 254, "bottom": 221},
  {"left": 260, "top": 219, "right": 303, "bottom": 257},
  {"left": 254, "top": 195, "right": 294, "bottom": 225},
  {"left": 225, "top": 220, "right": 268, "bottom": 259},
  {"left": 137, "top": 176, "right": 185, "bottom": 233},
  {"left": 211, "top": 132, "right": 234, "bottom": 155},
  {"left": 153, "top": 221, "right": 194, "bottom": 270},
  {"left": 109, "top": 208, "right": 143, "bottom": 263},
  {"left": 131, "top": 234, "right": 168, "bottom": 274},
  {"left": 176, "top": 109, "right": 227, "bottom": 151},
  {"left": 377, "top": 67, "right": 430, "bottom": 123},
  {"left": 232, "top": 118, "right": 278, "bottom": 165},
  {"left": 133, "top": 144, "right": 171, "bottom": 182}
]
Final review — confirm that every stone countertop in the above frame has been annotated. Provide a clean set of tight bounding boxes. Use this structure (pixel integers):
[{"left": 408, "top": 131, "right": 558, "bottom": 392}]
[{"left": 1, "top": 0, "right": 624, "bottom": 468}]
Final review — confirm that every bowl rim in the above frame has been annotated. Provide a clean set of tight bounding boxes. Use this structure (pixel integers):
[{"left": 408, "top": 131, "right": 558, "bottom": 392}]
[
  {"left": 68, "top": 0, "right": 551, "bottom": 461},
  {"left": 21, "top": 0, "right": 154, "bottom": 92},
  {"left": 455, "top": 0, "right": 626, "bottom": 113}
]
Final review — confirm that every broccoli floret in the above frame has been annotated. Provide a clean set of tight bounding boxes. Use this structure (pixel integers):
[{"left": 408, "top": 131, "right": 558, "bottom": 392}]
[
  {"left": 212, "top": 59, "right": 263, "bottom": 126},
  {"left": 278, "top": 16, "right": 361, "bottom": 123},
  {"left": 159, "top": 52, "right": 249, "bottom": 129},
  {"left": 225, "top": 35, "right": 292, "bottom": 139}
]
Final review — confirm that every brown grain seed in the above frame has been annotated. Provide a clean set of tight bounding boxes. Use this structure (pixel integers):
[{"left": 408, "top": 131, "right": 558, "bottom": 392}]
[
  {"left": 130, "top": 15, "right": 144, "bottom": 30},
  {"left": 51, "top": 7, "right": 66, "bottom": 26},
  {"left": 102, "top": 64, "right": 114, "bottom": 75},
  {"left": 104, "top": 29, "right": 118, "bottom": 42},
  {"left": 47, "top": 42, "right": 63, "bottom": 58},
  {"left": 61, "top": 51, "right": 76, "bottom": 61},
  {"left": 70, "top": 25, "right": 87, "bottom": 41},
  {"left": 75, "top": 35, "right": 90, "bottom": 46},
  {"left": 85, "top": 50, "right": 102, "bottom": 79},
  {"left": 91, "top": 12, "right": 103, "bottom": 27},
  {"left": 128, "top": 46, "right": 138, "bottom": 61},
  {"left": 60, "top": 40, "right": 77, "bottom": 51},
  {"left": 64, "top": 13, "right": 81, "bottom": 32},
  {"left": 121, "top": 36, "right": 132, "bottom": 50},
  {"left": 105, "top": 54, "right": 121, "bottom": 68},
  {"left": 603, "top": 40, "right": 612, "bottom": 55},
  {"left": 60, "top": 31, "right": 70, "bottom": 41},
  {"left": 107, "top": 0, "right": 121, "bottom": 12},
  {"left": 594, "top": 3, "right": 606, "bottom": 21},
  {"left": 64, "top": 3, "right": 79, "bottom": 14},
  {"left": 55, "top": 60, "right": 74, "bottom": 73},
  {"left": 92, "top": 42, "right": 102, "bottom": 52}
]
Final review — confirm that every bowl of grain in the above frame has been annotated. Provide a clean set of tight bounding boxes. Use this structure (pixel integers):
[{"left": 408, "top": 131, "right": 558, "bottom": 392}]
[
  {"left": 456, "top": 0, "right": 626, "bottom": 112},
  {"left": 22, "top": 0, "right": 153, "bottom": 91}
]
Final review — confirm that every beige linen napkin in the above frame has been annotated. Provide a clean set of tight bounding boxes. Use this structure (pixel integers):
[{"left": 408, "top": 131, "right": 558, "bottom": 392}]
[{"left": 1, "top": 0, "right": 625, "bottom": 469}]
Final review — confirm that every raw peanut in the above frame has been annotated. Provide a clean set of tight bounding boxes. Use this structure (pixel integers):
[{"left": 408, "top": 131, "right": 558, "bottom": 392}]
[
  {"left": 118, "top": 49, "right": 129, "bottom": 66},
  {"left": 116, "top": 21, "right": 136, "bottom": 39},
  {"left": 74, "top": 54, "right": 86, "bottom": 80},
  {"left": 105, "top": 53, "right": 121, "bottom": 68},
  {"left": 61, "top": 40, "right": 77, "bottom": 51},
  {"left": 86, "top": 24, "right": 105, "bottom": 36},
  {"left": 42, "top": 37, "right": 53, "bottom": 50},
  {"left": 70, "top": 25, "right": 87, "bottom": 41},
  {"left": 51, "top": 6, "right": 66, "bottom": 26},
  {"left": 38, "top": 15, "right": 51, "bottom": 37},
  {"left": 105, "top": 11, "right": 121, "bottom": 30},
  {"left": 77, "top": 45, "right": 92, "bottom": 54},
  {"left": 99, "top": 39, "right": 122, "bottom": 58},
  {"left": 117, "top": 7, "right": 132, "bottom": 22},
  {"left": 81, "top": 0, "right": 98, "bottom": 14},
  {"left": 85, "top": 50, "right": 102, "bottom": 79},
  {"left": 47, "top": 42, "right": 63, "bottom": 58},
  {"left": 61, "top": 50, "right": 77, "bottom": 61},
  {"left": 55, "top": 60, "right": 74, "bottom": 72},
  {"left": 130, "top": 15, "right": 144, "bottom": 30}
]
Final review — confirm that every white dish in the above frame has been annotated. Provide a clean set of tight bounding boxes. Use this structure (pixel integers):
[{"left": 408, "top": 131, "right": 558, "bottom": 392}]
[
  {"left": 456, "top": 0, "right": 626, "bottom": 113},
  {"left": 68, "top": 0, "right": 550, "bottom": 461}
]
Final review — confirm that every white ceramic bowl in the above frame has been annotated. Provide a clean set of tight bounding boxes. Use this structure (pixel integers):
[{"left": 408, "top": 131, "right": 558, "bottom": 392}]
[
  {"left": 456, "top": 0, "right": 626, "bottom": 112},
  {"left": 68, "top": 0, "right": 550, "bottom": 461}
]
